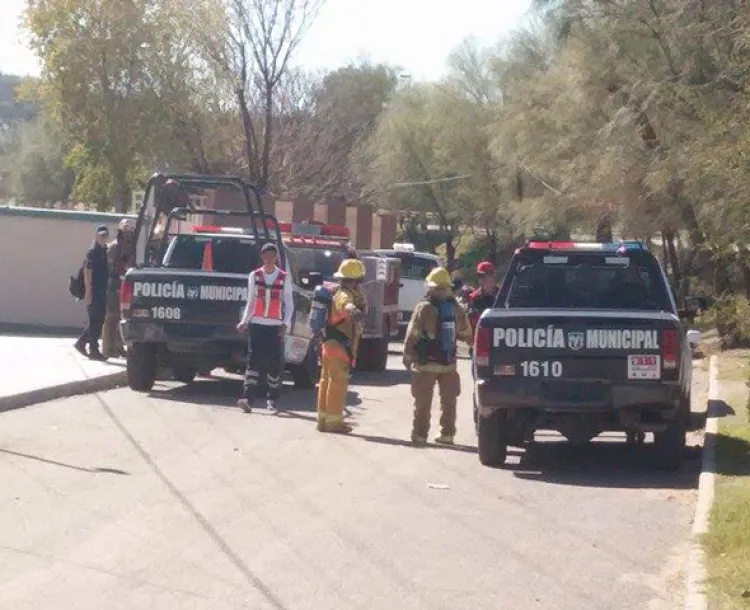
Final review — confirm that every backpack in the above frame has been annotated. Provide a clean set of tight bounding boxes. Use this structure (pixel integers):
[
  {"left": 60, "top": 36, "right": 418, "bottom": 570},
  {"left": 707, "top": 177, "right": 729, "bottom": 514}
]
[
  {"left": 68, "top": 264, "right": 85, "bottom": 300},
  {"left": 416, "top": 297, "right": 458, "bottom": 365}
]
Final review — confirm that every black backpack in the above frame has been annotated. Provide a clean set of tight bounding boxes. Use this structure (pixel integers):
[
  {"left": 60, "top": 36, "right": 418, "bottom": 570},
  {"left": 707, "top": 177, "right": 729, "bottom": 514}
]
[{"left": 68, "top": 263, "right": 85, "bottom": 300}]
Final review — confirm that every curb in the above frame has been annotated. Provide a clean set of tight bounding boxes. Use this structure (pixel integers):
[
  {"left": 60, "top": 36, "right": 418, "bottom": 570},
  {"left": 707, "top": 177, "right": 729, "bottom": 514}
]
[
  {"left": 0, "top": 371, "right": 127, "bottom": 413},
  {"left": 685, "top": 354, "right": 719, "bottom": 609}
]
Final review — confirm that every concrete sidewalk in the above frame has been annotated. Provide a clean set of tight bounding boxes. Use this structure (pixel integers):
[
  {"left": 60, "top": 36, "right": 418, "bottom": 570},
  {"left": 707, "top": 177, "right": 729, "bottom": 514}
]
[{"left": 0, "top": 335, "right": 127, "bottom": 412}]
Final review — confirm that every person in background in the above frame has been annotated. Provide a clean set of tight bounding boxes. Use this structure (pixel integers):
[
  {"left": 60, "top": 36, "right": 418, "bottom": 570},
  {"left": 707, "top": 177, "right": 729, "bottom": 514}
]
[
  {"left": 403, "top": 267, "right": 473, "bottom": 446},
  {"left": 236, "top": 242, "right": 294, "bottom": 414},
  {"left": 316, "top": 259, "right": 367, "bottom": 434},
  {"left": 102, "top": 218, "right": 136, "bottom": 358},
  {"left": 74, "top": 225, "right": 110, "bottom": 361},
  {"left": 467, "top": 261, "right": 499, "bottom": 333}
]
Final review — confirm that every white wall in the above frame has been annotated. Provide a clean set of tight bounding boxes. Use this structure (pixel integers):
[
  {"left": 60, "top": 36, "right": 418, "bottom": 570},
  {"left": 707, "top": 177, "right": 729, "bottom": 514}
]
[{"left": 0, "top": 207, "right": 137, "bottom": 331}]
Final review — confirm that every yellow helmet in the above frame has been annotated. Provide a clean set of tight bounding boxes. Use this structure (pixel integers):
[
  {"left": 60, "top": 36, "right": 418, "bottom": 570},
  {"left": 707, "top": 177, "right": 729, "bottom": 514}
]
[
  {"left": 426, "top": 267, "right": 451, "bottom": 289},
  {"left": 334, "top": 259, "right": 365, "bottom": 280}
]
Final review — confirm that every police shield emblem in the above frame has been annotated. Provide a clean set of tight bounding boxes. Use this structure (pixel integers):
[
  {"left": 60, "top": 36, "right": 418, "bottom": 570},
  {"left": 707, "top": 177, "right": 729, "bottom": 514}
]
[
  {"left": 186, "top": 286, "right": 200, "bottom": 300},
  {"left": 567, "top": 331, "right": 584, "bottom": 351}
]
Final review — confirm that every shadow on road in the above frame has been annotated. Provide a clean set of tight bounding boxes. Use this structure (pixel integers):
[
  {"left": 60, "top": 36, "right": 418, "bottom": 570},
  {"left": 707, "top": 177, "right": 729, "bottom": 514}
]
[
  {"left": 505, "top": 439, "right": 702, "bottom": 490},
  {"left": 148, "top": 377, "right": 362, "bottom": 414},
  {"left": 0, "top": 448, "right": 130, "bottom": 475},
  {"left": 351, "top": 431, "right": 478, "bottom": 454},
  {"left": 351, "top": 368, "right": 412, "bottom": 387}
]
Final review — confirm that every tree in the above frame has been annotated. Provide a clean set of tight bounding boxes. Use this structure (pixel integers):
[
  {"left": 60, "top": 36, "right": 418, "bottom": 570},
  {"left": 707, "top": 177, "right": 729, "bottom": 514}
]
[
  {"left": 224, "top": 0, "right": 324, "bottom": 189},
  {"left": 272, "top": 61, "right": 399, "bottom": 202},
  {"left": 362, "top": 79, "right": 504, "bottom": 267},
  {"left": 24, "top": 0, "right": 225, "bottom": 211},
  {"left": 8, "top": 112, "right": 74, "bottom": 203}
]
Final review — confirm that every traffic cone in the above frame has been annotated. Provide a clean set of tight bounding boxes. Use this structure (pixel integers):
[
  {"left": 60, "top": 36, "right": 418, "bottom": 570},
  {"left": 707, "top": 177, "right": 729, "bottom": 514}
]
[{"left": 202, "top": 241, "right": 214, "bottom": 271}]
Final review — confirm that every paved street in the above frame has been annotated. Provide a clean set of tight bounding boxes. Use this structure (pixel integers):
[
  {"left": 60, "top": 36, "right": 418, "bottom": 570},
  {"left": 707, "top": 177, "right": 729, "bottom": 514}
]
[{"left": 0, "top": 354, "right": 708, "bottom": 610}]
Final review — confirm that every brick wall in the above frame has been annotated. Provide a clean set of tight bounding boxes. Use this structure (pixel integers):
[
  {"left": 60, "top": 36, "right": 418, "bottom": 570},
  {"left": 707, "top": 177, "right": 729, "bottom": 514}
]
[{"left": 197, "top": 189, "right": 396, "bottom": 250}]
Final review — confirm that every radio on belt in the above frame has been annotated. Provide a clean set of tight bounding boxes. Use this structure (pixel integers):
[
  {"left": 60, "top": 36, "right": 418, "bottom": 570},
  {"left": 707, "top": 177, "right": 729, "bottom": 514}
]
[{"left": 471, "top": 239, "right": 700, "bottom": 472}]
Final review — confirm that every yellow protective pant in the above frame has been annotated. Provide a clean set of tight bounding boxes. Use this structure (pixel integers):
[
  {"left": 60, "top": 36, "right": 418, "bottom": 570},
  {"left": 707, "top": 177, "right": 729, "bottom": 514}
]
[
  {"left": 316, "top": 355, "right": 350, "bottom": 428},
  {"left": 411, "top": 369, "right": 461, "bottom": 439}
]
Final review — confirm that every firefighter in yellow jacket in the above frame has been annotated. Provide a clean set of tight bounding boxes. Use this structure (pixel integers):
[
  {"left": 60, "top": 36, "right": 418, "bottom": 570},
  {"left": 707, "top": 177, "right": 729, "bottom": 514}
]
[
  {"left": 317, "top": 259, "right": 367, "bottom": 434},
  {"left": 403, "top": 267, "right": 473, "bottom": 446}
]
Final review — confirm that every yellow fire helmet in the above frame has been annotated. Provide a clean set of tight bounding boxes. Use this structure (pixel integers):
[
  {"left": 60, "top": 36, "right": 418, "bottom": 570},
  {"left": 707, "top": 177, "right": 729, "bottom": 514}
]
[
  {"left": 426, "top": 267, "right": 451, "bottom": 289},
  {"left": 334, "top": 258, "right": 366, "bottom": 280}
]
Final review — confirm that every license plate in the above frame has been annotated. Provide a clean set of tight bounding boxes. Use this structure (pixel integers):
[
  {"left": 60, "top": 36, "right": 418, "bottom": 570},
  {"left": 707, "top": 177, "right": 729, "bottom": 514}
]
[{"left": 627, "top": 355, "right": 661, "bottom": 380}]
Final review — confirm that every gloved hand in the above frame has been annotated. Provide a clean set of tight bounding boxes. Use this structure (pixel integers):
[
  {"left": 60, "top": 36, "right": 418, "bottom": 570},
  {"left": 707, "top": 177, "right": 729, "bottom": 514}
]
[{"left": 349, "top": 308, "right": 364, "bottom": 324}]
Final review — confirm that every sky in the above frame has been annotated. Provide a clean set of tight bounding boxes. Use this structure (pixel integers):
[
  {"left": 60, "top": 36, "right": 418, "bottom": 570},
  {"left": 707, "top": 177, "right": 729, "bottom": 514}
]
[{"left": 0, "top": 0, "right": 532, "bottom": 82}]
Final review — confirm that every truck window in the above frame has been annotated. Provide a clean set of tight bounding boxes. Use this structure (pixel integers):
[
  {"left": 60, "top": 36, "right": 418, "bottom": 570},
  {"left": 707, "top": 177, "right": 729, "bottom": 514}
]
[
  {"left": 503, "top": 254, "right": 671, "bottom": 311},
  {"left": 286, "top": 246, "right": 347, "bottom": 280},
  {"left": 164, "top": 235, "right": 261, "bottom": 275},
  {"left": 393, "top": 254, "right": 439, "bottom": 280}
]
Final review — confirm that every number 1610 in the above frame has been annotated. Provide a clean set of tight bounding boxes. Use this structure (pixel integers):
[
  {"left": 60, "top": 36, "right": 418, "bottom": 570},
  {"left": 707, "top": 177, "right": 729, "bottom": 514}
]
[{"left": 520, "top": 360, "right": 563, "bottom": 378}]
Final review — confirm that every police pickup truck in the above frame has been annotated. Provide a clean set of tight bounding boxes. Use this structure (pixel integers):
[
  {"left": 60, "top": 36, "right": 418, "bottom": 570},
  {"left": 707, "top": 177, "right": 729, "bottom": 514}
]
[
  {"left": 120, "top": 174, "right": 398, "bottom": 392},
  {"left": 472, "top": 240, "right": 701, "bottom": 470}
]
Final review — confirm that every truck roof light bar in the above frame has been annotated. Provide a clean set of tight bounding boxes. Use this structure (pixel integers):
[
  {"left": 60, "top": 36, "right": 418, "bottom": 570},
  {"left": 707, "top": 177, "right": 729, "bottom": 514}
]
[
  {"left": 526, "top": 240, "right": 647, "bottom": 252},
  {"left": 265, "top": 220, "right": 350, "bottom": 239},
  {"left": 192, "top": 225, "right": 246, "bottom": 234}
]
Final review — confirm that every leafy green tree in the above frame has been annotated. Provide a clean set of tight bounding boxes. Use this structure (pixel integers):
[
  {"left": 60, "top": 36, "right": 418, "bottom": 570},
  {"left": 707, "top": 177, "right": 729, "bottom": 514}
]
[
  {"left": 9, "top": 112, "right": 74, "bottom": 203},
  {"left": 24, "top": 0, "right": 226, "bottom": 211}
]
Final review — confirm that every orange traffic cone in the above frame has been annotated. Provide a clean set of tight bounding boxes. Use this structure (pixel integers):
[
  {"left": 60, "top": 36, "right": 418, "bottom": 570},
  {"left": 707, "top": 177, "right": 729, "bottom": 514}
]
[{"left": 202, "top": 241, "right": 214, "bottom": 271}]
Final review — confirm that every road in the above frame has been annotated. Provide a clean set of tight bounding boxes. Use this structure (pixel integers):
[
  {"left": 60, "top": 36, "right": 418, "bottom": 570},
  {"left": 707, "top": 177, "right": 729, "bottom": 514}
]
[{"left": 0, "top": 353, "right": 708, "bottom": 610}]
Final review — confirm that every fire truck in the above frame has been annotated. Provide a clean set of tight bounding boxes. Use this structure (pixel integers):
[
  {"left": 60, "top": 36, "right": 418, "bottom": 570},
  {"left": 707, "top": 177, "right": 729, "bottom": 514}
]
[{"left": 278, "top": 220, "right": 401, "bottom": 372}]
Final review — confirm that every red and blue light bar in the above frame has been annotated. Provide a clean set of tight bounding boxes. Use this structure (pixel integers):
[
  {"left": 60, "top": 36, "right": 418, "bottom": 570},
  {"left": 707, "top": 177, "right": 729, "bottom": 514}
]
[
  {"left": 526, "top": 240, "right": 646, "bottom": 252},
  {"left": 193, "top": 221, "right": 351, "bottom": 239}
]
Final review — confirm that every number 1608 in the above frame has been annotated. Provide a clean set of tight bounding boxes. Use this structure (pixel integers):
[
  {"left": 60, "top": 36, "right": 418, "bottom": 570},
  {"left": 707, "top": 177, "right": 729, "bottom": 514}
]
[{"left": 520, "top": 360, "right": 563, "bottom": 378}]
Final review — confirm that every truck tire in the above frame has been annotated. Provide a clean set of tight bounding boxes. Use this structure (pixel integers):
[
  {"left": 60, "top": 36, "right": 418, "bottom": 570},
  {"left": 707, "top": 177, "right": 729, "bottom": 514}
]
[
  {"left": 127, "top": 343, "right": 157, "bottom": 392},
  {"left": 173, "top": 366, "right": 196, "bottom": 384},
  {"left": 653, "top": 420, "right": 685, "bottom": 471},
  {"left": 358, "top": 334, "right": 389, "bottom": 372},
  {"left": 478, "top": 410, "right": 509, "bottom": 467},
  {"left": 291, "top": 342, "right": 320, "bottom": 389}
]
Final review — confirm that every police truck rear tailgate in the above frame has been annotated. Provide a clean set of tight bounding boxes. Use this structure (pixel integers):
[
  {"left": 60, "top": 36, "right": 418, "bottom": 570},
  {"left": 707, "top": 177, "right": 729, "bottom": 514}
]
[
  {"left": 475, "top": 310, "right": 682, "bottom": 409},
  {"left": 123, "top": 268, "right": 247, "bottom": 341}
]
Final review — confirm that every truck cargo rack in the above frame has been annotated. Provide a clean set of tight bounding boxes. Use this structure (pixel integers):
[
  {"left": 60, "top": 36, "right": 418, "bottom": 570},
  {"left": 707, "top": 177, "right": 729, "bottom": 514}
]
[{"left": 133, "top": 173, "right": 284, "bottom": 268}]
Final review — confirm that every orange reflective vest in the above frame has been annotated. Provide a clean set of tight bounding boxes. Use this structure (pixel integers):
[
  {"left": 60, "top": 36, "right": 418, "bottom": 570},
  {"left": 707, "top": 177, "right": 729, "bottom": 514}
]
[{"left": 252, "top": 268, "right": 287, "bottom": 320}]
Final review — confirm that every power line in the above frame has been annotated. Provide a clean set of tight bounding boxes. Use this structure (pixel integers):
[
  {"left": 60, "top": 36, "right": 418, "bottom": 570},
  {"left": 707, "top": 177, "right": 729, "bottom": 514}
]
[{"left": 391, "top": 174, "right": 473, "bottom": 188}]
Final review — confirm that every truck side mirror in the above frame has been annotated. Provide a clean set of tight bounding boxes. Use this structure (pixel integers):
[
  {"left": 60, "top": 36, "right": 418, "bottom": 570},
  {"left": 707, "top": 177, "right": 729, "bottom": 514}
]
[
  {"left": 678, "top": 296, "right": 703, "bottom": 322},
  {"left": 300, "top": 271, "right": 324, "bottom": 288}
]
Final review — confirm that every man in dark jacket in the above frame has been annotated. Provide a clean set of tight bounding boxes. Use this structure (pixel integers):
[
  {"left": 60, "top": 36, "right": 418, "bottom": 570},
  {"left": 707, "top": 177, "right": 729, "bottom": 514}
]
[
  {"left": 74, "top": 225, "right": 110, "bottom": 360},
  {"left": 102, "top": 219, "right": 136, "bottom": 357}
]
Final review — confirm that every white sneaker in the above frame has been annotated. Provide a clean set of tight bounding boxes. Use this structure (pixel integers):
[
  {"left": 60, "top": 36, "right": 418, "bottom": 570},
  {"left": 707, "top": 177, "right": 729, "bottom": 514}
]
[
  {"left": 237, "top": 398, "right": 252, "bottom": 413},
  {"left": 266, "top": 399, "right": 277, "bottom": 414}
]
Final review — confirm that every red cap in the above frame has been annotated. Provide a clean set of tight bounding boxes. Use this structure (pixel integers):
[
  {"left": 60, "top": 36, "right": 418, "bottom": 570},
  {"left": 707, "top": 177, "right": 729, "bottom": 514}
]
[{"left": 476, "top": 261, "right": 496, "bottom": 276}]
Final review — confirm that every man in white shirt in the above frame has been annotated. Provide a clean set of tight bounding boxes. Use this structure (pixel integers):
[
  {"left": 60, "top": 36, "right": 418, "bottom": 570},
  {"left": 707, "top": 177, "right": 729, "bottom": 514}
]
[{"left": 236, "top": 242, "right": 294, "bottom": 413}]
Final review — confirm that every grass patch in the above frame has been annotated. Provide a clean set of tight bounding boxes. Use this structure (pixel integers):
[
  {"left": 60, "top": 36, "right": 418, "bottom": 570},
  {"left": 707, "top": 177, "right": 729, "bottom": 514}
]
[
  {"left": 703, "top": 423, "right": 750, "bottom": 610},
  {"left": 716, "top": 350, "right": 750, "bottom": 383},
  {"left": 704, "top": 352, "right": 750, "bottom": 609}
]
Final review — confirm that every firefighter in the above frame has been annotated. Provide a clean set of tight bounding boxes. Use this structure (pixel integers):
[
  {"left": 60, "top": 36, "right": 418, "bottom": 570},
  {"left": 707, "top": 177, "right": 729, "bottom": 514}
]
[
  {"left": 403, "top": 267, "right": 473, "bottom": 446},
  {"left": 236, "top": 242, "right": 294, "bottom": 414},
  {"left": 316, "top": 258, "right": 367, "bottom": 434},
  {"left": 102, "top": 218, "right": 136, "bottom": 358},
  {"left": 467, "top": 261, "right": 499, "bottom": 333}
]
